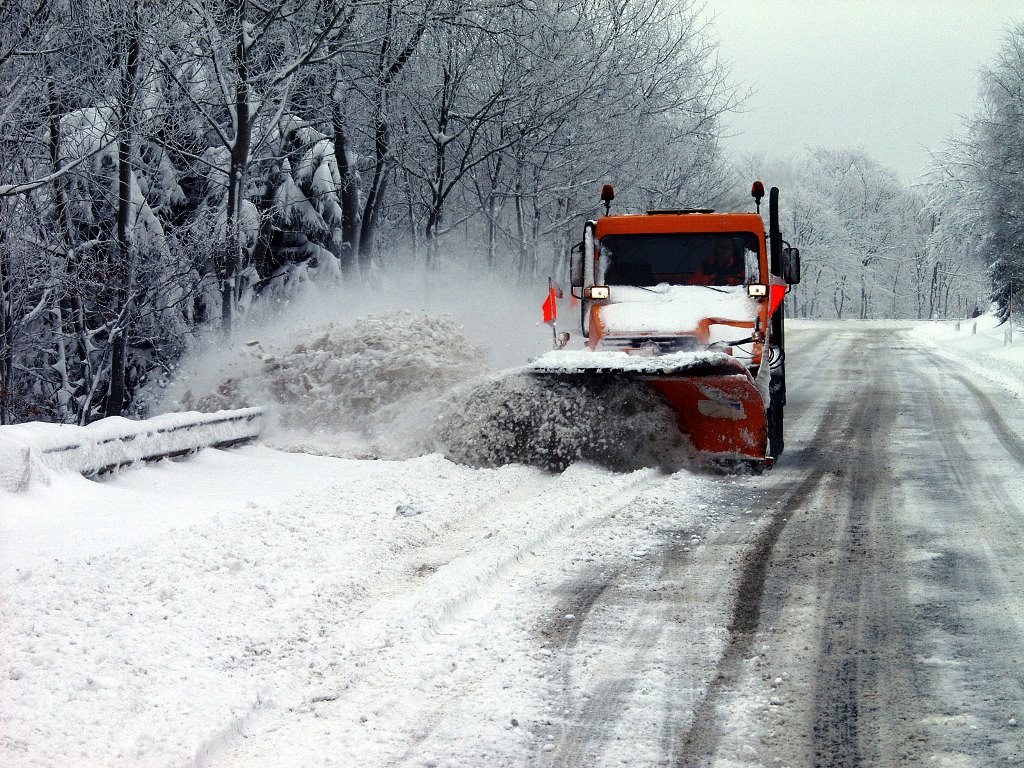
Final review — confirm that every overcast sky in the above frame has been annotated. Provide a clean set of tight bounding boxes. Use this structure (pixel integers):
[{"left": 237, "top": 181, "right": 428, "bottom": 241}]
[{"left": 701, "top": 0, "right": 1022, "bottom": 183}]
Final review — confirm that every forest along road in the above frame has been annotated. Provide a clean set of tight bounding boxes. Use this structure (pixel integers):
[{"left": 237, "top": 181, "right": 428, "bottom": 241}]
[{"left": 207, "top": 323, "right": 1024, "bottom": 768}]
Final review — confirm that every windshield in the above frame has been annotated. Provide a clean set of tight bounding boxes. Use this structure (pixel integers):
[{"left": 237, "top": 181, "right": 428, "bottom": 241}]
[{"left": 599, "top": 232, "right": 761, "bottom": 286}]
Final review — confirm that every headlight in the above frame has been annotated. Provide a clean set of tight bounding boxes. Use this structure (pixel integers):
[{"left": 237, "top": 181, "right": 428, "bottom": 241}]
[
  {"left": 586, "top": 285, "right": 610, "bottom": 300},
  {"left": 747, "top": 284, "right": 767, "bottom": 297}
]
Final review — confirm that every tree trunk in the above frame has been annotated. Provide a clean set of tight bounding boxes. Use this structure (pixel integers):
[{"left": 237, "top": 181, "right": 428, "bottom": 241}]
[
  {"left": 486, "top": 193, "right": 498, "bottom": 269},
  {"left": 105, "top": 7, "right": 140, "bottom": 417},
  {"left": 929, "top": 261, "right": 940, "bottom": 319},
  {"left": 514, "top": 179, "right": 527, "bottom": 277},
  {"left": 359, "top": 112, "right": 389, "bottom": 266},
  {"left": 485, "top": 156, "right": 502, "bottom": 269},
  {"left": 834, "top": 277, "right": 846, "bottom": 319},
  {"left": 331, "top": 104, "right": 361, "bottom": 270},
  {"left": 424, "top": 203, "right": 441, "bottom": 269},
  {"left": 425, "top": 102, "right": 449, "bottom": 271},
  {"left": 0, "top": 211, "right": 12, "bottom": 425},
  {"left": 221, "top": 0, "right": 252, "bottom": 337},
  {"left": 46, "top": 66, "right": 93, "bottom": 422}
]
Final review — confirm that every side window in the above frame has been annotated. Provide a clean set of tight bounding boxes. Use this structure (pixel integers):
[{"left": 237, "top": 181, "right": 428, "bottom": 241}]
[
  {"left": 744, "top": 248, "right": 760, "bottom": 283},
  {"left": 597, "top": 241, "right": 611, "bottom": 284}
]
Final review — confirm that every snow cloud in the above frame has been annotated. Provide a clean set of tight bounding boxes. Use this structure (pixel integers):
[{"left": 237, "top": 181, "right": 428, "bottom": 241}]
[{"left": 151, "top": 265, "right": 693, "bottom": 472}]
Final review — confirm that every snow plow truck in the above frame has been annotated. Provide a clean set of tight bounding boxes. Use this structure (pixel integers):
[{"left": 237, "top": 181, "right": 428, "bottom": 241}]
[{"left": 529, "top": 182, "right": 800, "bottom": 469}]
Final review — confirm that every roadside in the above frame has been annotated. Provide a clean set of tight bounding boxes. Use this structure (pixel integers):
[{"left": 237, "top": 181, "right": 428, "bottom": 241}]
[{"left": 908, "top": 314, "right": 1024, "bottom": 400}]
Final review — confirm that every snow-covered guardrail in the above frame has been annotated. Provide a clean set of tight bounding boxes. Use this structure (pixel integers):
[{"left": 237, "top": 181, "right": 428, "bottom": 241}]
[{"left": 0, "top": 407, "right": 267, "bottom": 492}]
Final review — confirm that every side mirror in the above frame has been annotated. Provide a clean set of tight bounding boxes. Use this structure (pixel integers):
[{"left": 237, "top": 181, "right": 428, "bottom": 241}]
[
  {"left": 782, "top": 247, "right": 801, "bottom": 285},
  {"left": 569, "top": 241, "right": 584, "bottom": 288}
]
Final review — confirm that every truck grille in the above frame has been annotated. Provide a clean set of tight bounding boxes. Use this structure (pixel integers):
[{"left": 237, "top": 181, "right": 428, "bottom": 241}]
[{"left": 599, "top": 336, "right": 701, "bottom": 353}]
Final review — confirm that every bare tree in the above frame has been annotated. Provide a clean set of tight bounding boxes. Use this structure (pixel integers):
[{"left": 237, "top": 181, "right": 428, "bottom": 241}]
[
  {"left": 0, "top": 0, "right": 749, "bottom": 423},
  {"left": 160, "top": 0, "right": 358, "bottom": 332},
  {"left": 768, "top": 148, "right": 930, "bottom": 320}
]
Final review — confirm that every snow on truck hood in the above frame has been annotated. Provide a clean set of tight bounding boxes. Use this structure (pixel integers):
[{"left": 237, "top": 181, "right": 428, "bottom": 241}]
[
  {"left": 595, "top": 284, "right": 758, "bottom": 336},
  {"left": 527, "top": 348, "right": 741, "bottom": 375}
]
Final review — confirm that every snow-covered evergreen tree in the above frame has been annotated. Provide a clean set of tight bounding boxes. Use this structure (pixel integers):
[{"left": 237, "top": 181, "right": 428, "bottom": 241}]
[{"left": 933, "top": 22, "right": 1024, "bottom": 319}]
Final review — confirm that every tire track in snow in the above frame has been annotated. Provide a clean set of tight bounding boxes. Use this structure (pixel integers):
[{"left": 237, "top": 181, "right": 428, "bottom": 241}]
[
  {"left": 898, "top": 346, "right": 1024, "bottom": 764},
  {"left": 806, "top": 351, "right": 916, "bottom": 768},
  {"left": 537, "top": 325, "right": 1023, "bottom": 768},
  {"left": 705, "top": 330, "right": 1023, "bottom": 768},
  {"left": 742, "top": 333, "right": 928, "bottom": 768},
  {"left": 545, "top": 532, "right": 697, "bottom": 768},
  {"left": 667, "top": 322, "right": 859, "bottom": 766},
  {"left": 672, "top": 406, "right": 843, "bottom": 765},
  {"left": 389, "top": 470, "right": 684, "bottom": 767},
  {"left": 408, "top": 469, "right": 669, "bottom": 649},
  {"left": 782, "top": 324, "right": 847, "bottom": 428},
  {"left": 941, "top": 357, "right": 1024, "bottom": 461},
  {"left": 204, "top": 467, "right": 672, "bottom": 767}
]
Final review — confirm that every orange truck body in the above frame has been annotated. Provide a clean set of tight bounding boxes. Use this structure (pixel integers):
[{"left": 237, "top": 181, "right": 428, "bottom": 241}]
[{"left": 545, "top": 186, "right": 799, "bottom": 468}]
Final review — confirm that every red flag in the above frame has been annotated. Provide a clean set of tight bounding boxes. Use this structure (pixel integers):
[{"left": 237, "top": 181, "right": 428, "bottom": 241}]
[
  {"left": 542, "top": 287, "right": 558, "bottom": 325},
  {"left": 769, "top": 284, "right": 786, "bottom": 316}
]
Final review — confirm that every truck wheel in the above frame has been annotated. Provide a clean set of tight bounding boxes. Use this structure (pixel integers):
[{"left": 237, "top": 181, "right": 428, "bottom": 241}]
[
  {"left": 767, "top": 372, "right": 785, "bottom": 459},
  {"left": 767, "top": 399, "right": 783, "bottom": 458}
]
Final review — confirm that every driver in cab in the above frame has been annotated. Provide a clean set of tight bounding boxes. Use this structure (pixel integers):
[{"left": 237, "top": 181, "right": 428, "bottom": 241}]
[{"left": 690, "top": 237, "right": 743, "bottom": 285}]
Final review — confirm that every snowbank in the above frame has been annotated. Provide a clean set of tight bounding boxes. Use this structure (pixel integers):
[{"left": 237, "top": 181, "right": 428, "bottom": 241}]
[
  {"left": 0, "top": 408, "right": 266, "bottom": 492},
  {"left": 147, "top": 264, "right": 561, "bottom": 417},
  {"left": 909, "top": 314, "right": 1024, "bottom": 401},
  {"left": 169, "top": 312, "right": 487, "bottom": 459}
]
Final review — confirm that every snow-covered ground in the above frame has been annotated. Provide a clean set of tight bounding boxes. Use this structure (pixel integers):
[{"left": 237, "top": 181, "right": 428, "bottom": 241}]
[
  {"left": 0, "top": 290, "right": 700, "bottom": 767},
  {"left": 909, "top": 312, "right": 1024, "bottom": 400},
  {"left": 4, "top": 311, "right": 1024, "bottom": 766},
  {"left": 1, "top": 447, "right": 584, "bottom": 764},
  {"left": 0, "top": 436, "right": 718, "bottom": 766}
]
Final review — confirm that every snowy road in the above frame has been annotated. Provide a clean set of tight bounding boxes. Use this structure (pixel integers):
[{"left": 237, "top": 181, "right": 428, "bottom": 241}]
[
  {"left": 699, "top": 324, "right": 1024, "bottom": 768},
  {"left": 3, "top": 321, "right": 1024, "bottom": 766}
]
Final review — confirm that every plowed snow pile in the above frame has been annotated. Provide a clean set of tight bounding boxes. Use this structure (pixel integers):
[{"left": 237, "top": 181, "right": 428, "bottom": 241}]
[
  {"left": 174, "top": 313, "right": 482, "bottom": 457},
  {"left": 438, "top": 373, "right": 692, "bottom": 472},
  {"left": 169, "top": 311, "right": 688, "bottom": 471}
]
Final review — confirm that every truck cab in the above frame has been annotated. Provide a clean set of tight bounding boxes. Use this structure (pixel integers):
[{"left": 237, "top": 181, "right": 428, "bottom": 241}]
[{"left": 577, "top": 211, "right": 781, "bottom": 371}]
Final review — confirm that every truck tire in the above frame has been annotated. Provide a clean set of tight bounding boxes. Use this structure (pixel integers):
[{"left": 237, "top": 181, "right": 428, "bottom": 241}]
[{"left": 767, "top": 367, "right": 785, "bottom": 459}]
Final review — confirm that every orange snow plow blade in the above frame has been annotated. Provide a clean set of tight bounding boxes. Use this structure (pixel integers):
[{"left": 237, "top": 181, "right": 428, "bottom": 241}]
[
  {"left": 648, "top": 374, "right": 768, "bottom": 464},
  {"left": 527, "top": 350, "right": 771, "bottom": 466}
]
